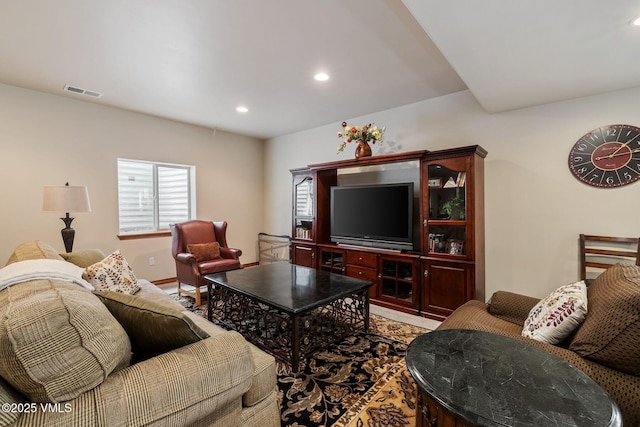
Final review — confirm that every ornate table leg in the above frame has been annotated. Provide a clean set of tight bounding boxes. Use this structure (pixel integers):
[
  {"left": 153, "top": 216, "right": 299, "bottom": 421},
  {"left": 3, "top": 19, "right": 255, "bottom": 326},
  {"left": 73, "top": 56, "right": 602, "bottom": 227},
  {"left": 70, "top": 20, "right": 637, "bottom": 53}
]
[
  {"left": 207, "top": 282, "right": 213, "bottom": 321},
  {"left": 291, "top": 314, "right": 300, "bottom": 372}
]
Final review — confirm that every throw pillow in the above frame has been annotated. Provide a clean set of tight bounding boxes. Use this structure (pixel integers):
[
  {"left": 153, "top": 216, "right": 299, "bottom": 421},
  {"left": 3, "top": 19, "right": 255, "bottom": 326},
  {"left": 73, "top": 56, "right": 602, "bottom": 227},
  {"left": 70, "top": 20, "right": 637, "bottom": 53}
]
[
  {"left": 60, "top": 249, "right": 106, "bottom": 268},
  {"left": 569, "top": 263, "right": 640, "bottom": 375},
  {"left": 94, "top": 291, "right": 210, "bottom": 362},
  {"left": 187, "top": 242, "right": 221, "bottom": 262},
  {"left": 0, "top": 280, "right": 131, "bottom": 402},
  {"left": 84, "top": 250, "right": 140, "bottom": 294},
  {"left": 522, "top": 280, "right": 588, "bottom": 344}
]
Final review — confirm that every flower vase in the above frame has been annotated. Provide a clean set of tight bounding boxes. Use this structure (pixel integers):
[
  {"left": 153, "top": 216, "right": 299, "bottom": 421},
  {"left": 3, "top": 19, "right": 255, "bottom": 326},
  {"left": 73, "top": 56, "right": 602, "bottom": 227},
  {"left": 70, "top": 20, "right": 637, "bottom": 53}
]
[{"left": 355, "top": 141, "right": 372, "bottom": 159}]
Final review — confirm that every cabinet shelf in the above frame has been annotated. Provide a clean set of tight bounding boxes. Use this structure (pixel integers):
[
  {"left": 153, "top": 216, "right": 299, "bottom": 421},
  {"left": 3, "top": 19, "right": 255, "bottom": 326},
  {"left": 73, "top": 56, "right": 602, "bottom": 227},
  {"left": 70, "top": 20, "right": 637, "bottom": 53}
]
[{"left": 427, "top": 220, "right": 467, "bottom": 226}]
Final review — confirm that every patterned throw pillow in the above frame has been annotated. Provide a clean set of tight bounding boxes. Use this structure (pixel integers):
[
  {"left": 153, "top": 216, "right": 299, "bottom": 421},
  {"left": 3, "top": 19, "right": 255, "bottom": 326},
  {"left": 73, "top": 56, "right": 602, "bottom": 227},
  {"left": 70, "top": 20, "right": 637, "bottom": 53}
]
[
  {"left": 522, "top": 281, "right": 588, "bottom": 344},
  {"left": 187, "top": 242, "right": 221, "bottom": 262},
  {"left": 84, "top": 250, "right": 140, "bottom": 295}
]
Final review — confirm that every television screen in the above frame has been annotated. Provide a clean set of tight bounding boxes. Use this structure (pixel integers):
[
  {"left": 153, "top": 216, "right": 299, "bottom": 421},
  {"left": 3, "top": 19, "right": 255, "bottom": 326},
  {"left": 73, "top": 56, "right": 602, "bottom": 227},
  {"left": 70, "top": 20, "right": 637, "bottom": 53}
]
[{"left": 330, "top": 183, "right": 413, "bottom": 250}]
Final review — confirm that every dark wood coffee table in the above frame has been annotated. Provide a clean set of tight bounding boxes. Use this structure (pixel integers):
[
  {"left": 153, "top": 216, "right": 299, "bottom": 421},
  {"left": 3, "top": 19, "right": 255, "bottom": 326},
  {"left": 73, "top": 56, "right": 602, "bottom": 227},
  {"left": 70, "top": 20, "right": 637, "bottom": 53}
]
[
  {"left": 406, "top": 329, "right": 622, "bottom": 427},
  {"left": 204, "top": 263, "right": 373, "bottom": 371}
]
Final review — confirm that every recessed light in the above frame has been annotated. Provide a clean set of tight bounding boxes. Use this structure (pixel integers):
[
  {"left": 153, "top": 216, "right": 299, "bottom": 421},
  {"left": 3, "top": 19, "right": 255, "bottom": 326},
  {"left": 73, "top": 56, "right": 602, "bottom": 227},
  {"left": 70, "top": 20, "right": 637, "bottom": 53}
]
[
  {"left": 630, "top": 16, "right": 640, "bottom": 26},
  {"left": 314, "top": 72, "right": 330, "bottom": 82},
  {"left": 236, "top": 106, "right": 249, "bottom": 113}
]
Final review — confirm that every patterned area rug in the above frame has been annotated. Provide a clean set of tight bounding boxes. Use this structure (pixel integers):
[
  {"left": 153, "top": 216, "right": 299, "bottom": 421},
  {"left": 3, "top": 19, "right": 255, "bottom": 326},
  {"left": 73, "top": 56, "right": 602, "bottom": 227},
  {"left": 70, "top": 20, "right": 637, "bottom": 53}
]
[{"left": 178, "top": 297, "right": 429, "bottom": 427}]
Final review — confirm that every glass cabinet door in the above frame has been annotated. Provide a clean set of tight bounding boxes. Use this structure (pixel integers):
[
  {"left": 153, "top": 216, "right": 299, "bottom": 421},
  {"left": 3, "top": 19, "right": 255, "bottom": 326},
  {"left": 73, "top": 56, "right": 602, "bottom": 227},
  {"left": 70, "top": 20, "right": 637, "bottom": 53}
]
[
  {"left": 294, "top": 176, "right": 314, "bottom": 240},
  {"left": 425, "top": 163, "right": 468, "bottom": 256}
]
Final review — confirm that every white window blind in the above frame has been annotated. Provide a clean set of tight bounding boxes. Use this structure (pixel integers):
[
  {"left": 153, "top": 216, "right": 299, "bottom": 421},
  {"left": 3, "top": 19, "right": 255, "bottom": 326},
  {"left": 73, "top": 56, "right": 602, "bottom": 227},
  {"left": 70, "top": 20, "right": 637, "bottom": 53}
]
[{"left": 117, "top": 159, "right": 195, "bottom": 234}]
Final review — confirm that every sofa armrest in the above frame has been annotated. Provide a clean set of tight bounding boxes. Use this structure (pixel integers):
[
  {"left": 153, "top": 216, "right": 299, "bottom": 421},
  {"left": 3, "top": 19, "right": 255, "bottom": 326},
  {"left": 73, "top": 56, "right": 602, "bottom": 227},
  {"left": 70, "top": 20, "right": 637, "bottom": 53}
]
[
  {"left": 488, "top": 291, "right": 540, "bottom": 326},
  {"left": 15, "top": 331, "right": 254, "bottom": 426}
]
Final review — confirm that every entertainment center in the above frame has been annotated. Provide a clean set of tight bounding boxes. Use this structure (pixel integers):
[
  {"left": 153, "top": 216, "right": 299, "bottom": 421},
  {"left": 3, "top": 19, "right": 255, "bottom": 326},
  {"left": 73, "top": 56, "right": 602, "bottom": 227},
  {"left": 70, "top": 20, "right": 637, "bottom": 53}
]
[{"left": 291, "top": 145, "right": 486, "bottom": 320}]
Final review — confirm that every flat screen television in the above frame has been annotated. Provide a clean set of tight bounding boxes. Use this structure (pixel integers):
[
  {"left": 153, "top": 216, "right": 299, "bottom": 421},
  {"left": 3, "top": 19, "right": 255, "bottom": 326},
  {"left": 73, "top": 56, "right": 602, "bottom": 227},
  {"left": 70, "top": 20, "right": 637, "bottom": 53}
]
[{"left": 330, "top": 183, "right": 414, "bottom": 251}]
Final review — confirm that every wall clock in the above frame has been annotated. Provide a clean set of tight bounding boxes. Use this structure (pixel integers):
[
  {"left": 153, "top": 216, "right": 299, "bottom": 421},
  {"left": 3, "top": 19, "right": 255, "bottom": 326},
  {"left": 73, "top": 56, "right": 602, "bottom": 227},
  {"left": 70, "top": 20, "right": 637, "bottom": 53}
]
[{"left": 568, "top": 124, "right": 640, "bottom": 188}]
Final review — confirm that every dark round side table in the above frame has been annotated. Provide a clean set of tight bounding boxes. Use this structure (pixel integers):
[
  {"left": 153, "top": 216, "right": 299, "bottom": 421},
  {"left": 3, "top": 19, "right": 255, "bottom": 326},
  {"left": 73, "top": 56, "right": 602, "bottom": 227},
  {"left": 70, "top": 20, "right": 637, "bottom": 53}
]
[{"left": 406, "top": 329, "right": 622, "bottom": 427}]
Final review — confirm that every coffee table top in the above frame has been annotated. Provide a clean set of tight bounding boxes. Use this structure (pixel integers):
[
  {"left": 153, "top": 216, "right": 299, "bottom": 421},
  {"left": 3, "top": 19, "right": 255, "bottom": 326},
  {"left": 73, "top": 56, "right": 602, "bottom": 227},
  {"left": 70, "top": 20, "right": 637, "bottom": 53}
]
[
  {"left": 204, "top": 263, "right": 373, "bottom": 314},
  {"left": 407, "top": 329, "right": 622, "bottom": 427}
]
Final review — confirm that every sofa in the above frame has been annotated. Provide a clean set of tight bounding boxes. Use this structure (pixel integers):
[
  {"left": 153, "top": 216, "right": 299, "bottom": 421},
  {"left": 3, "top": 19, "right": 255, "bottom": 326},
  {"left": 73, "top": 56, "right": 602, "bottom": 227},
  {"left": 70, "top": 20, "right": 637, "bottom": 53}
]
[
  {"left": 0, "top": 241, "right": 280, "bottom": 427},
  {"left": 438, "top": 263, "right": 640, "bottom": 426}
]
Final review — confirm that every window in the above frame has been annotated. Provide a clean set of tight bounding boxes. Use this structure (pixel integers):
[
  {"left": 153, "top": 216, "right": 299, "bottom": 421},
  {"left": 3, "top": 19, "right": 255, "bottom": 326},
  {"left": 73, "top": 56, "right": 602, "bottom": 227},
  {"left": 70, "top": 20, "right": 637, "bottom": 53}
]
[{"left": 117, "top": 159, "right": 195, "bottom": 235}]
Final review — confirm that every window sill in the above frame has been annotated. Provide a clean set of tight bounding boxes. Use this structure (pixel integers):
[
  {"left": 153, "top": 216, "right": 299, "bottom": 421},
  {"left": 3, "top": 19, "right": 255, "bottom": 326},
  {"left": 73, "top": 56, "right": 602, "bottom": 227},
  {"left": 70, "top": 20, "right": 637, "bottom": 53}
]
[{"left": 117, "top": 231, "right": 171, "bottom": 240}]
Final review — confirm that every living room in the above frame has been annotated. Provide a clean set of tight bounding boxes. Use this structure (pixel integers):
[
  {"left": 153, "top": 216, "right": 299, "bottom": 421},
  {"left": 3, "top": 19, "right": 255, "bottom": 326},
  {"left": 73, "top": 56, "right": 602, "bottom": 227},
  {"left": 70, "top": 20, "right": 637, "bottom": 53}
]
[{"left": 1, "top": 4, "right": 638, "bottom": 301}]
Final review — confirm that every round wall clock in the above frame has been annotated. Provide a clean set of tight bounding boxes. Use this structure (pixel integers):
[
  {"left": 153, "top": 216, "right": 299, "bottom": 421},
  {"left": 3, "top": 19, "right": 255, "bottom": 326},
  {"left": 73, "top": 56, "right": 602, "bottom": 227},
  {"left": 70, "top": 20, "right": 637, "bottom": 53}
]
[{"left": 568, "top": 124, "right": 640, "bottom": 188}]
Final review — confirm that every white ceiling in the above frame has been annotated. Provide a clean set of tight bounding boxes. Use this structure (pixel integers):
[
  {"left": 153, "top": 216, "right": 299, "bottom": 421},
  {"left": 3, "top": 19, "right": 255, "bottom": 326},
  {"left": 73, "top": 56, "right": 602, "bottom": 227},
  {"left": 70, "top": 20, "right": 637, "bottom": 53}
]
[{"left": 1, "top": 0, "right": 639, "bottom": 139}]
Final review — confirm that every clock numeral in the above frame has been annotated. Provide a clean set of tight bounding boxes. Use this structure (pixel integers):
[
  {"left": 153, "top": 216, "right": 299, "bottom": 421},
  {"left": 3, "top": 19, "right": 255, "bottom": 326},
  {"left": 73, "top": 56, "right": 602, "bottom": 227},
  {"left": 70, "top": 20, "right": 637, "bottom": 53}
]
[
  {"left": 606, "top": 176, "right": 615, "bottom": 185},
  {"left": 578, "top": 167, "right": 588, "bottom": 174},
  {"left": 624, "top": 172, "right": 633, "bottom": 181},
  {"left": 590, "top": 173, "right": 600, "bottom": 182},
  {"left": 573, "top": 156, "right": 583, "bottom": 163},
  {"left": 576, "top": 143, "right": 589, "bottom": 152}
]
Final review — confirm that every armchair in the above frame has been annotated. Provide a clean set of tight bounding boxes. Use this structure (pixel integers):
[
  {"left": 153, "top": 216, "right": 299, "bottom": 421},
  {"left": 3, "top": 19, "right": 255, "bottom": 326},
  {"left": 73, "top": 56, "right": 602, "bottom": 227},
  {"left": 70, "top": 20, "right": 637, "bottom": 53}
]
[{"left": 172, "top": 220, "right": 242, "bottom": 306}]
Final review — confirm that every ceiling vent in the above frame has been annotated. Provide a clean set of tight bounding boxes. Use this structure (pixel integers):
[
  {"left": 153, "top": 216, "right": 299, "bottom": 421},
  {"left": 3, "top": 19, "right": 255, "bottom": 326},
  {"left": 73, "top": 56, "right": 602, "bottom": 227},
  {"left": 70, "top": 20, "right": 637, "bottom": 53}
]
[{"left": 63, "top": 84, "right": 103, "bottom": 98}]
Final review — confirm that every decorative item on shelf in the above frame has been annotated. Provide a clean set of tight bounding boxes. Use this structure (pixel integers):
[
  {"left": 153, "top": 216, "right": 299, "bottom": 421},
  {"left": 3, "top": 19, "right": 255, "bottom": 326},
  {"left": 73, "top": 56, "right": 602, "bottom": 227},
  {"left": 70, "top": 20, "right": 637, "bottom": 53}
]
[
  {"left": 440, "top": 196, "right": 465, "bottom": 220},
  {"left": 446, "top": 239, "right": 464, "bottom": 255},
  {"left": 336, "top": 121, "right": 385, "bottom": 158},
  {"left": 43, "top": 182, "right": 92, "bottom": 252}
]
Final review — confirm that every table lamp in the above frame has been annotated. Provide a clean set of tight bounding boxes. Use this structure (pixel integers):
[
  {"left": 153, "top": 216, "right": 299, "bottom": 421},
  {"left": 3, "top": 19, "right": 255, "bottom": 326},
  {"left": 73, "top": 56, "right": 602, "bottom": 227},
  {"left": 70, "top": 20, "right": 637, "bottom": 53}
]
[{"left": 43, "top": 183, "right": 91, "bottom": 253}]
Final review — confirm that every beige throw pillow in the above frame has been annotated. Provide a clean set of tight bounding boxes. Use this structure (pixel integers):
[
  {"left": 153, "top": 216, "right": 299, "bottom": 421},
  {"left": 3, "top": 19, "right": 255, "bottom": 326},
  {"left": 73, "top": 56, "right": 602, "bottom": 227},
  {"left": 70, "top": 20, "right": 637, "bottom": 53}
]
[
  {"left": 84, "top": 250, "right": 140, "bottom": 294},
  {"left": 522, "top": 280, "right": 588, "bottom": 344},
  {"left": 0, "top": 280, "right": 131, "bottom": 402}
]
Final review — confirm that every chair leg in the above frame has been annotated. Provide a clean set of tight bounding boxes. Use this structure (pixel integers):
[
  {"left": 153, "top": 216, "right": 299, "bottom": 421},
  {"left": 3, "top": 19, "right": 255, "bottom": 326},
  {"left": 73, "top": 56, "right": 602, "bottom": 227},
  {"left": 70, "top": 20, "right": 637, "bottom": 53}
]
[
  {"left": 195, "top": 286, "right": 201, "bottom": 306},
  {"left": 177, "top": 282, "right": 182, "bottom": 298}
]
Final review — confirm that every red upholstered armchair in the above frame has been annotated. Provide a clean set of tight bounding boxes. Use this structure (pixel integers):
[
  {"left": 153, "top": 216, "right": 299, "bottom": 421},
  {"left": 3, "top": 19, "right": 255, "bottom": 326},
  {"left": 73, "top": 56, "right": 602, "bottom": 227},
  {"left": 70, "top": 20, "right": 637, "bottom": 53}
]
[{"left": 171, "top": 220, "right": 242, "bottom": 306}]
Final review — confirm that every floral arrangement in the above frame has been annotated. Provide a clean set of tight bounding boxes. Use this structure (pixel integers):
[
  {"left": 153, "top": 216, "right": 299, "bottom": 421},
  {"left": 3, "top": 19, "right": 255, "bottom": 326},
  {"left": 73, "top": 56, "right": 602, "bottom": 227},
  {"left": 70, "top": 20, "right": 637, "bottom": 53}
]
[{"left": 337, "top": 121, "right": 385, "bottom": 153}]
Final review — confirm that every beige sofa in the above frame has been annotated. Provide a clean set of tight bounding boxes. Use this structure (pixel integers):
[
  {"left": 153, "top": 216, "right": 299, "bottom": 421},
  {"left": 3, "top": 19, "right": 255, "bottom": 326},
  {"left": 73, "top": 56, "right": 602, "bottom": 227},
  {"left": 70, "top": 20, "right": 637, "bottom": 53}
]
[
  {"left": 438, "top": 263, "right": 640, "bottom": 426},
  {"left": 0, "top": 241, "right": 280, "bottom": 427}
]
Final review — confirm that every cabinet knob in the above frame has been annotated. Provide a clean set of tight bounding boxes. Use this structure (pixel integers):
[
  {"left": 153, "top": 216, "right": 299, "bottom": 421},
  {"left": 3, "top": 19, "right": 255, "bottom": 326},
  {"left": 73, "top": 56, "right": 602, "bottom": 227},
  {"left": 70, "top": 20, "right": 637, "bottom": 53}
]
[
  {"left": 424, "top": 270, "right": 429, "bottom": 277},
  {"left": 378, "top": 273, "right": 382, "bottom": 279},
  {"left": 423, "top": 219, "right": 427, "bottom": 227}
]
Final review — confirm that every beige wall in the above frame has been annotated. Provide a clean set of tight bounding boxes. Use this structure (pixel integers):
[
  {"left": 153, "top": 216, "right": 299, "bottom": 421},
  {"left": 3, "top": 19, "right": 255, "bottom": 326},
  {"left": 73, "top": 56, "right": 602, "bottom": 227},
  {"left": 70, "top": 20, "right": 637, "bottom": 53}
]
[
  {"left": 0, "top": 83, "right": 264, "bottom": 281},
  {"left": 264, "top": 88, "right": 640, "bottom": 300}
]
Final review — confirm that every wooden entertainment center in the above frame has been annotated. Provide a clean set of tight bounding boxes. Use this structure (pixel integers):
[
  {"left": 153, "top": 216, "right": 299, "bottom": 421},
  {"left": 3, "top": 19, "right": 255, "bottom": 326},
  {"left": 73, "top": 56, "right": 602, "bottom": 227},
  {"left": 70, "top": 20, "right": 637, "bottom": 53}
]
[{"left": 291, "top": 146, "right": 486, "bottom": 320}]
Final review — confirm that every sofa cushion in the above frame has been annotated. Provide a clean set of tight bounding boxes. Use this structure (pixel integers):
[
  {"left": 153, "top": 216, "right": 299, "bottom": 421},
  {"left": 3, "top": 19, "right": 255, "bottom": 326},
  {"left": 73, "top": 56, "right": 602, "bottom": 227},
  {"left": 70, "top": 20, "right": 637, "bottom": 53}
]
[
  {"left": 522, "top": 281, "right": 588, "bottom": 344},
  {"left": 0, "top": 279, "right": 131, "bottom": 402},
  {"left": 569, "top": 263, "right": 640, "bottom": 375},
  {"left": 94, "top": 291, "right": 210, "bottom": 361},
  {"left": 84, "top": 250, "right": 140, "bottom": 294},
  {"left": 5, "top": 240, "right": 63, "bottom": 265},
  {"left": 187, "top": 242, "right": 221, "bottom": 262},
  {"left": 60, "top": 248, "right": 106, "bottom": 268}
]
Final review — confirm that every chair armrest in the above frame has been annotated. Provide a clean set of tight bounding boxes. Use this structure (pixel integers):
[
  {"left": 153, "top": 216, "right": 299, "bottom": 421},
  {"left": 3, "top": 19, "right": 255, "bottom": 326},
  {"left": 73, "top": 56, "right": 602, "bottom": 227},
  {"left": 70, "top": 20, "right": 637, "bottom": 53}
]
[
  {"left": 488, "top": 291, "right": 540, "bottom": 326},
  {"left": 221, "top": 247, "right": 242, "bottom": 260},
  {"left": 23, "top": 331, "right": 255, "bottom": 426},
  {"left": 175, "top": 252, "right": 197, "bottom": 264}
]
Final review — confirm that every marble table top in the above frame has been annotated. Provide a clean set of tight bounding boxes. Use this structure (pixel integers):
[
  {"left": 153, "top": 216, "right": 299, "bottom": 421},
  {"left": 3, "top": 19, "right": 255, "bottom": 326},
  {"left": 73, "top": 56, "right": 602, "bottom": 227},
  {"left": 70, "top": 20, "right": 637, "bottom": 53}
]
[{"left": 406, "top": 329, "right": 622, "bottom": 427}]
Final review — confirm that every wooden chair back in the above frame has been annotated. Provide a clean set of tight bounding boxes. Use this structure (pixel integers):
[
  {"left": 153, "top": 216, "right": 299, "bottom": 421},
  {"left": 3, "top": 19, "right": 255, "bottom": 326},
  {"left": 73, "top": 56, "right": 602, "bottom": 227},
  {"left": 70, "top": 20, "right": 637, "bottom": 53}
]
[{"left": 579, "top": 234, "right": 640, "bottom": 281}]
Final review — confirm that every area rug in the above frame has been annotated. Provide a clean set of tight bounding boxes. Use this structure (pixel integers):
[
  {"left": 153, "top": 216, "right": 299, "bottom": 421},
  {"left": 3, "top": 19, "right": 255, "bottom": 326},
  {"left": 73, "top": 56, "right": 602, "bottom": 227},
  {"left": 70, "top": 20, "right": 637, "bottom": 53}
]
[{"left": 177, "top": 297, "right": 429, "bottom": 427}]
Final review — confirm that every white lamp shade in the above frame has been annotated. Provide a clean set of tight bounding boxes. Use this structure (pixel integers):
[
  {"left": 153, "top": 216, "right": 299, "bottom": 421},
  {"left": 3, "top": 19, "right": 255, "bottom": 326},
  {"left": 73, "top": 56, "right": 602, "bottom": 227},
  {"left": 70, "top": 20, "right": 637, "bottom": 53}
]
[{"left": 43, "top": 185, "right": 91, "bottom": 213}]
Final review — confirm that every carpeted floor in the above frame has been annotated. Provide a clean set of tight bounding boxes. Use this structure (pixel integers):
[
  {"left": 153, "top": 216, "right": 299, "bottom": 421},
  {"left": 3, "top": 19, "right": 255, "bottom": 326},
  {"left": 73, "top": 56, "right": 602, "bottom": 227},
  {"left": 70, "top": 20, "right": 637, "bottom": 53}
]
[{"left": 177, "top": 297, "right": 429, "bottom": 427}]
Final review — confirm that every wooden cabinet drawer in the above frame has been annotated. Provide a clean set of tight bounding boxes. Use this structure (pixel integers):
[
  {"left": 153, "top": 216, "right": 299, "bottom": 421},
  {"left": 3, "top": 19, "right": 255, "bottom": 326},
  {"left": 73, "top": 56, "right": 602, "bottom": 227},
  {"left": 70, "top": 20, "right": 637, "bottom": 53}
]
[
  {"left": 346, "top": 266, "right": 378, "bottom": 282},
  {"left": 346, "top": 251, "right": 377, "bottom": 268}
]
